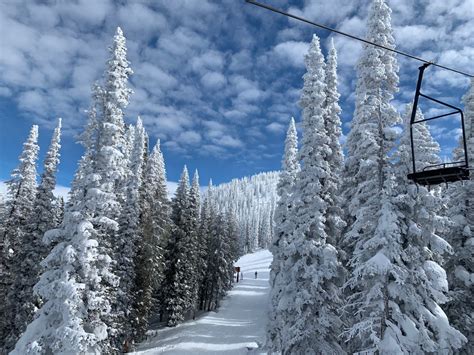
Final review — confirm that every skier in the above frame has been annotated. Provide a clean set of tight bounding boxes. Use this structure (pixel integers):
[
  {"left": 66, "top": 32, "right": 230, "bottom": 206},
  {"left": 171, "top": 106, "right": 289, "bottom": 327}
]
[{"left": 255, "top": 271, "right": 258, "bottom": 279}]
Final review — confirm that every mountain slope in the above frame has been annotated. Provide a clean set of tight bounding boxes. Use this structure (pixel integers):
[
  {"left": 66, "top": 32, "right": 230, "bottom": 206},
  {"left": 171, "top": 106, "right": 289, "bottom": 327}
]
[{"left": 133, "top": 250, "right": 272, "bottom": 354}]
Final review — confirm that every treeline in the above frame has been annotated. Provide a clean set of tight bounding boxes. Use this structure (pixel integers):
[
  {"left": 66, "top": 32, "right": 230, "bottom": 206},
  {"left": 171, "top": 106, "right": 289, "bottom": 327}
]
[
  {"left": 267, "top": 0, "right": 473, "bottom": 353},
  {"left": 213, "top": 171, "right": 279, "bottom": 253},
  {"left": 0, "top": 27, "right": 238, "bottom": 354}
]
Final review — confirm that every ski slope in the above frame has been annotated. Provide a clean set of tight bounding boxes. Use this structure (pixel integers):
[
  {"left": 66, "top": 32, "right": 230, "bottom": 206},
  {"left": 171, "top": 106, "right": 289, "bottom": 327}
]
[{"left": 133, "top": 249, "right": 272, "bottom": 354}]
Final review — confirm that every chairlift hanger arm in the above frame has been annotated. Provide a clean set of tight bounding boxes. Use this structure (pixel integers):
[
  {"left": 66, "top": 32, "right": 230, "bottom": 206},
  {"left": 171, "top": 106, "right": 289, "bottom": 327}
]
[
  {"left": 245, "top": 0, "right": 474, "bottom": 78},
  {"left": 414, "top": 110, "right": 459, "bottom": 124}
]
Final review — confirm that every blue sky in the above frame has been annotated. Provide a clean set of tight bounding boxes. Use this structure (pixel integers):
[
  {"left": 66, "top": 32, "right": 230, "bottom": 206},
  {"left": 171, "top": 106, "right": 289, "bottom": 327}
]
[{"left": 0, "top": 0, "right": 472, "bottom": 192}]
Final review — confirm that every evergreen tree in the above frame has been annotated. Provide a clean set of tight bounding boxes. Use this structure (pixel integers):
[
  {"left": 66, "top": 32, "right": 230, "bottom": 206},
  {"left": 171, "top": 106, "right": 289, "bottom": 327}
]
[
  {"left": 13, "top": 88, "right": 116, "bottom": 354},
  {"left": 116, "top": 117, "right": 146, "bottom": 345},
  {"left": 198, "top": 182, "right": 234, "bottom": 312},
  {"left": 341, "top": 0, "right": 399, "bottom": 242},
  {"left": 0, "top": 125, "right": 39, "bottom": 352},
  {"left": 345, "top": 106, "right": 466, "bottom": 353},
  {"left": 53, "top": 196, "right": 65, "bottom": 228},
  {"left": 267, "top": 117, "right": 300, "bottom": 352},
  {"left": 277, "top": 35, "right": 345, "bottom": 353},
  {"left": 92, "top": 26, "right": 133, "bottom": 349},
  {"left": 5, "top": 119, "right": 62, "bottom": 351},
  {"left": 162, "top": 166, "right": 194, "bottom": 326},
  {"left": 323, "top": 39, "right": 345, "bottom": 247},
  {"left": 257, "top": 207, "right": 271, "bottom": 249},
  {"left": 445, "top": 79, "right": 474, "bottom": 352},
  {"left": 341, "top": 0, "right": 401, "bottom": 351},
  {"left": 133, "top": 140, "right": 171, "bottom": 341},
  {"left": 197, "top": 189, "right": 213, "bottom": 312},
  {"left": 226, "top": 207, "right": 240, "bottom": 267},
  {"left": 0, "top": 193, "right": 7, "bottom": 225},
  {"left": 188, "top": 170, "right": 202, "bottom": 318}
]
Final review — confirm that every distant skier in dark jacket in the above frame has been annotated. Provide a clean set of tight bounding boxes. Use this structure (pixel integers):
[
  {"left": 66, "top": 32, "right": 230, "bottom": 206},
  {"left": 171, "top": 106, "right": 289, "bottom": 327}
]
[{"left": 255, "top": 271, "right": 258, "bottom": 279}]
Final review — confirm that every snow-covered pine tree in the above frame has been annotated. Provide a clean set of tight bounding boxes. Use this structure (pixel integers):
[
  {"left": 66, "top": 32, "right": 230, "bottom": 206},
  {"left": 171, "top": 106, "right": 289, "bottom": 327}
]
[
  {"left": 267, "top": 117, "right": 300, "bottom": 352},
  {"left": 13, "top": 87, "right": 116, "bottom": 354},
  {"left": 0, "top": 193, "right": 7, "bottom": 225},
  {"left": 225, "top": 206, "right": 240, "bottom": 267},
  {"left": 323, "top": 39, "right": 345, "bottom": 248},
  {"left": 348, "top": 105, "right": 467, "bottom": 353},
  {"left": 53, "top": 196, "right": 65, "bottom": 228},
  {"left": 211, "top": 212, "right": 234, "bottom": 306},
  {"left": 4, "top": 119, "right": 62, "bottom": 351},
  {"left": 0, "top": 125, "right": 39, "bottom": 352},
  {"left": 91, "top": 27, "right": 133, "bottom": 349},
  {"left": 116, "top": 116, "right": 147, "bottom": 346},
  {"left": 162, "top": 166, "right": 194, "bottom": 326},
  {"left": 341, "top": 0, "right": 399, "bottom": 241},
  {"left": 277, "top": 35, "right": 345, "bottom": 353},
  {"left": 197, "top": 183, "right": 213, "bottom": 312},
  {"left": 257, "top": 208, "right": 271, "bottom": 249},
  {"left": 123, "top": 124, "right": 136, "bottom": 170},
  {"left": 188, "top": 170, "right": 202, "bottom": 318},
  {"left": 199, "top": 181, "right": 226, "bottom": 312},
  {"left": 445, "top": 78, "right": 474, "bottom": 352},
  {"left": 133, "top": 140, "right": 171, "bottom": 341},
  {"left": 341, "top": 0, "right": 401, "bottom": 351}
]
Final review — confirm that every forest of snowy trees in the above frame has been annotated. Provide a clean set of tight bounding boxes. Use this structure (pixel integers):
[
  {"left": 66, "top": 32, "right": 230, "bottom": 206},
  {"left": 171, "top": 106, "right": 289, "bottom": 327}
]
[
  {"left": 213, "top": 171, "right": 279, "bottom": 253},
  {"left": 0, "top": 0, "right": 473, "bottom": 353},
  {"left": 267, "top": 0, "right": 473, "bottom": 354},
  {"left": 0, "top": 28, "right": 240, "bottom": 354}
]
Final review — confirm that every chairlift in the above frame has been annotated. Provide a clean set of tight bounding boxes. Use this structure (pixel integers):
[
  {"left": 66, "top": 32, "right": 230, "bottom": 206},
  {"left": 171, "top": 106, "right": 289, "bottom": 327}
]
[{"left": 407, "top": 63, "right": 470, "bottom": 186}]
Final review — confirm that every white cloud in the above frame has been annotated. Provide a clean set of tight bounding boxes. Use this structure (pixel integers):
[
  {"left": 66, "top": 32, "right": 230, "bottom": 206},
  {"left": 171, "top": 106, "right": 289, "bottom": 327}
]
[
  {"left": 178, "top": 131, "right": 202, "bottom": 145},
  {"left": 200, "top": 72, "right": 226, "bottom": 89},
  {"left": 394, "top": 25, "right": 440, "bottom": 50},
  {"left": 191, "top": 50, "right": 225, "bottom": 74},
  {"left": 266, "top": 122, "right": 285, "bottom": 134},
  {"left": 213, "top": 135, "right": 244, "bottom": 148},
  {"left": 272, "top": 41, "right": 309, "bottom": 67},
  {"left": 288, "top": 0, "right": 363, "bottom": 25}
]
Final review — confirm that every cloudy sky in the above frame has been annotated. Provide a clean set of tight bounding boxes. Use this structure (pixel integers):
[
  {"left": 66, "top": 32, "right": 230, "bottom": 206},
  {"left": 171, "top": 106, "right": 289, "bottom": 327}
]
[{"left": 0, "top": 0, "right": 472, "bottom": 190}]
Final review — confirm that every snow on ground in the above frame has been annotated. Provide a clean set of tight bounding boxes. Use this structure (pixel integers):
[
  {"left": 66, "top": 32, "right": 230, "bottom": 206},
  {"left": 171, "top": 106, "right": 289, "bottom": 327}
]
[{"left": 132, "top": 249, "right": 272, "bottom": 354}]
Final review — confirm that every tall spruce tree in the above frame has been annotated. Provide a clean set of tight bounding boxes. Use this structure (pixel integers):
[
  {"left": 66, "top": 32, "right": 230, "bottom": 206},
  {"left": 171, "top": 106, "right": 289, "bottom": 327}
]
[
  {"left": 341, "top": 0, "right": 402, "bottom": 351},
  {"left": 277, "top": 35, "right": 344, "bottom": 353},
  {"left": 323, "top": 39, "right": 345, "bottom": 247},
  {"left": 116, "top": 117, "right": 147, "bottom": 345},
  {"left": 267, "top": 117, "right": 300, "bottom": 352},
  {"left": 93, "top": 27, "right": 133, "bottom": 350},
  {"left": 163, "top": 166, "right": 194, "bottom": 326},
  {"left": 13, "top": 87, "right": 116, "bottom": 354},
  {"left": 346, "top": 106, "right": 467, "bottom": 353},
  {"left": 5, "top": 119, "right": 62, "bottom": 351},
  {"left": 0, "top": 125, "right": 39, "bottom": 352},
  {"left": 198, "top": 184, "right": 213, "bottom": 312},
  {"left": 445, "top": 79, "right": 474, "bottom": 352},
  {"left": 14, "top": 26, "right": 133, "bottom": 352},
  {"left": 133, "top": 140, "right": 171, "bottom": 341},
  {"left": 189, "top": 170, "right": 202, "bottom": 318}
]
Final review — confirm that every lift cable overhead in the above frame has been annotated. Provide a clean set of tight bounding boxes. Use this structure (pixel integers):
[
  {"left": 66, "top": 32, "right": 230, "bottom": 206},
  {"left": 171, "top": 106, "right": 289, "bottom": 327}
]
[{"left": 245, "top": 0, "right": 474, "bottom": 78}]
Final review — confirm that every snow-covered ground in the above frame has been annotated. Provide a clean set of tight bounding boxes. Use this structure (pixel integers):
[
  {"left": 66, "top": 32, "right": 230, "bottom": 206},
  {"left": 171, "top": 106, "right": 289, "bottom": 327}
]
[{"left": 133, "top": 249, "right": 272, "bottom": 354}]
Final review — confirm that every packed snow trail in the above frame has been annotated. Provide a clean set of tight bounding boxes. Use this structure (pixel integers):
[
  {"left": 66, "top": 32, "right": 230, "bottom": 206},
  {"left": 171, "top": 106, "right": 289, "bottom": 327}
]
[{"left": 133, "top": 249, "right": 272, "bottom": 354}]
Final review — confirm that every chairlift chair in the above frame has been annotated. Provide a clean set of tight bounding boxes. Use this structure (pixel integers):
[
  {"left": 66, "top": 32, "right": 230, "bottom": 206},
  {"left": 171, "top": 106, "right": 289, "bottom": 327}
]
[{"left": 407, "top": 63, "right": 470, "bottom": 186}]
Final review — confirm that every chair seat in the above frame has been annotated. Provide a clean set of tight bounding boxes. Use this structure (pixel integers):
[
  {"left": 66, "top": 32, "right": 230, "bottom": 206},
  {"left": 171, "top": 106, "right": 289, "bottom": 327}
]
[{"left": 407, "top": 167, "right": 470, "bottom": 186}]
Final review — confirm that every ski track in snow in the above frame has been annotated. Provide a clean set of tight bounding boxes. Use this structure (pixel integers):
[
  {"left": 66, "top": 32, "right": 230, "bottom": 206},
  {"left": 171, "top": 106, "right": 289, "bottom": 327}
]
[{"left": 132, "top": 249, "right": 272, "bottom": 354}]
